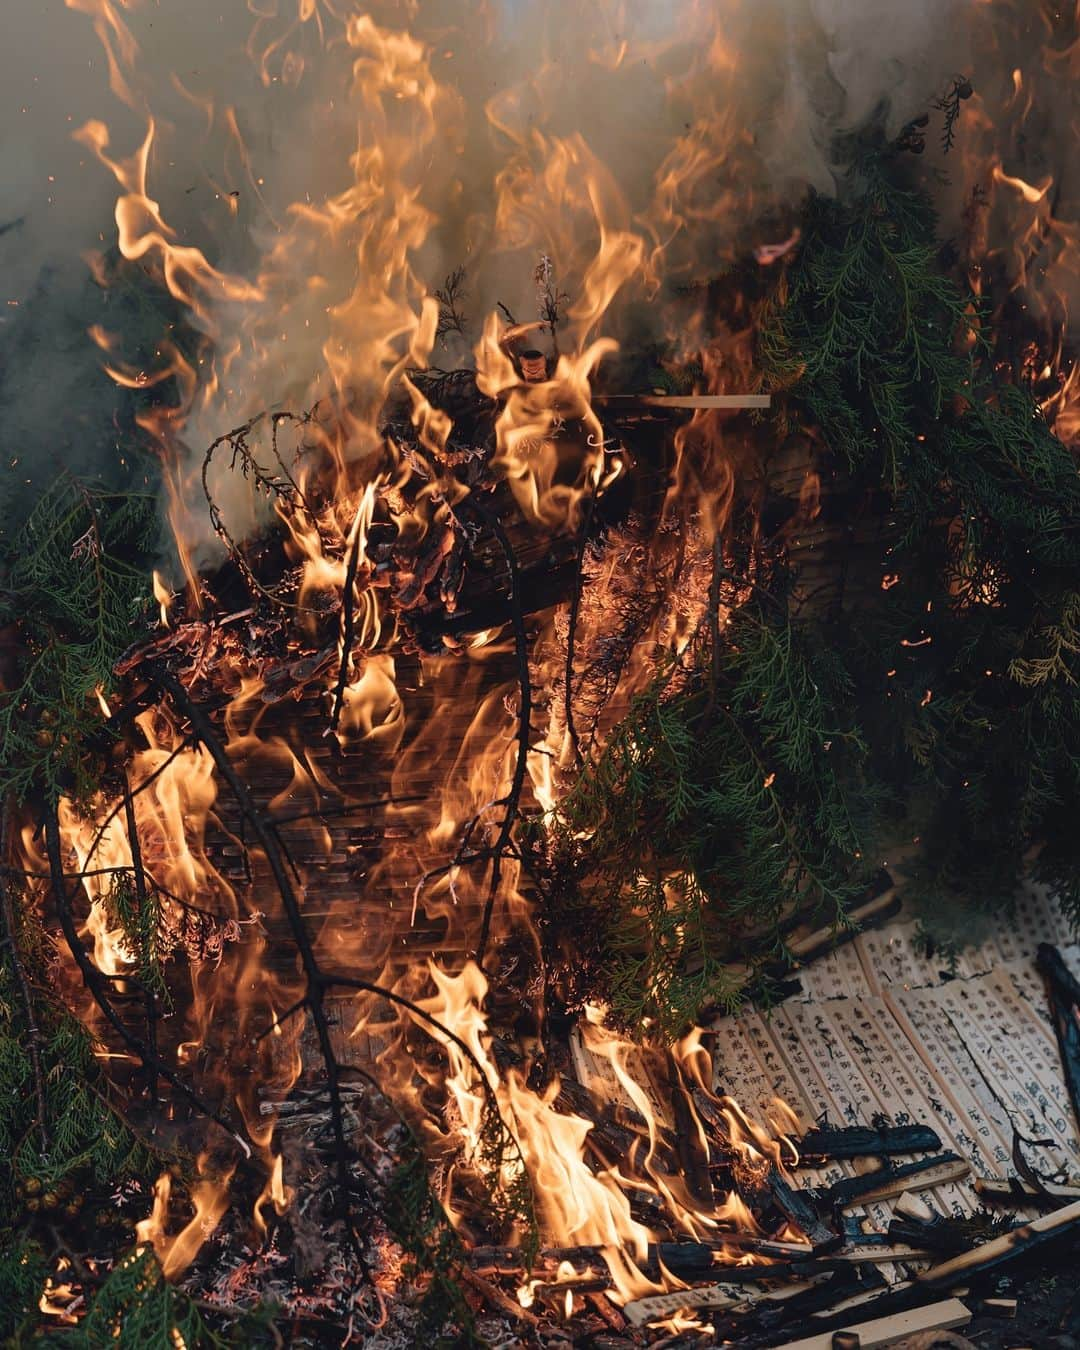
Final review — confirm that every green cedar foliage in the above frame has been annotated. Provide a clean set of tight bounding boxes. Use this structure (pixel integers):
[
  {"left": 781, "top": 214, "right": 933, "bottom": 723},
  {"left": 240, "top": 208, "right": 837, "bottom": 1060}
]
[
  {"left": 0, "top": 894, "right": 151, "bottom": 1196},
  {"left": 555, "top": 125, "right": 1080, "bottom": 1033},
  {"left": 551, "top": 607, "right": 872, "bottom": 1037},
  {"left": 0, "top": 884, "right": 160, "bottom": 1341},
  {"left": 20, "top": 1246, "right": 279, "bottom": 1348},
  {"left": 760, "top": 139, "right": 1080, "bottom": 934},
  {"left": 758, "top": 149, "right": 974, "bottom": 488},
  {"left": 0, "top": 478, "right": 156, "bottom": 803},
  {"left": 48, "top": 1248, "right": 226, "bottom": 1349},
  {"left": 0, "top": 1237, "right": 47, "bottom": 1342}
]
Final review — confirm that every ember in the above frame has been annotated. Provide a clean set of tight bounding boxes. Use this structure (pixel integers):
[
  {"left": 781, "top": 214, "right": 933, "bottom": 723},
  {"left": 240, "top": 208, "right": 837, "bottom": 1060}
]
[{"left": 1, "top": 0, "right": 1079, "bottom": 1346}]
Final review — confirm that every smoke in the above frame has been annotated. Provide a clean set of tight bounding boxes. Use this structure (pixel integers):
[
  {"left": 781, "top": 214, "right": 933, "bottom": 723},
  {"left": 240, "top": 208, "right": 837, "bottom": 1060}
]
[{"left": 1, "top": 0, "right": 1069, "bottom": 537}]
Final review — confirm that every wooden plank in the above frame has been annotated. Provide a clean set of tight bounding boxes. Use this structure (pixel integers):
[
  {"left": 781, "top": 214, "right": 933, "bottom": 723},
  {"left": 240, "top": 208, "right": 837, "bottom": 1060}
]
[
  {"left": 974, "top": 1175, "right": 1080, "bottom": 1203},
  {"left": 823, "top": 1156, "right": 970, "bottom": 1210},
  {"left": 918, "top": 1198, "right": 1080, "bottom": 1287},
  {"left": 622, "top": 1281, "right": 761, "bottom": 1327},
  {"left": 773, "top": 1297, "right": 971, "bottom": 1349}
]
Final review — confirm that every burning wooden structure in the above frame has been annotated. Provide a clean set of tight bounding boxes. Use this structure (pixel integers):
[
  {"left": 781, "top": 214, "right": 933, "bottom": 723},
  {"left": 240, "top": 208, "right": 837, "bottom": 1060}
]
[{"left": 2, "top": 0, "right": 1080, "bottom": 1346}]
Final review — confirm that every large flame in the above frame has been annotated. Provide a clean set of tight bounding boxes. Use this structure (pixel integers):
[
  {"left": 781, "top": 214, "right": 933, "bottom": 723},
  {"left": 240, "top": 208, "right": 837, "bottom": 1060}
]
[{"left": 19, "top": 0, "right": 1075, "bottom": 1319}]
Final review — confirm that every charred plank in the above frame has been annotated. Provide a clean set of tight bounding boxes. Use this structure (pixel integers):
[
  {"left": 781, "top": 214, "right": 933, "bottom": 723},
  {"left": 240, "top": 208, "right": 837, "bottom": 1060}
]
[{"left": 796, "top": 1122, "right": 941, "bottom": 1162}]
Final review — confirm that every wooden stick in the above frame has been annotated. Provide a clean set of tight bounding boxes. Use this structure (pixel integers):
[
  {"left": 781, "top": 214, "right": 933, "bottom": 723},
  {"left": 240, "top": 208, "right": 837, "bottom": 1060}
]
[
  {"left": 787, "top": 886, "right": 899, "bottom": 960},
  {"left": 623, "top": 1281, "right": 762, "bottom": 1327},
  {"left": 772, "top": 1297, "right": 971, "bottom": 1350},
  {"left": 591, "top": 393, "right": 771, "bottom": 410},
  {"left": 459, "top": 1266, "right": 539, "bottom": 1327},
  {"left": 917, "top": 1197, "right": 1080, "bottom": 1287},
  {"left": 974, "top": 1175, "right": 1080, "bottom": 1205},
  {"left": 819, "top": 1155, "right": 969, "bottom": 1211},
  {"left": 796, "top": 1123, "right": 942, "bottom": 1163}
]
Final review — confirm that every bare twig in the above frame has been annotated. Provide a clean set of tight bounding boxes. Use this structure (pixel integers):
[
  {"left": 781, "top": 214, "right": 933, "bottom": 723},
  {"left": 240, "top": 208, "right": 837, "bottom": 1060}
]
[
  {"left": 121, "top": 771, "right": 159, "bottom": 1106},
  {"left": 80, "top": 739, "right": 191, "bottom": 874},
  {"left": 458, "top": 500, "right": 532, "bottom": 965},
  {"left": 42, "top": 804, "right": 249, "bottom": 1156}
]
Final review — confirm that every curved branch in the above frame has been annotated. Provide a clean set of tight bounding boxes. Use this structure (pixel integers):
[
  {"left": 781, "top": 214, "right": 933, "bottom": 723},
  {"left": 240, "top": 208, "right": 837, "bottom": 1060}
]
[
  {"left": 42, "top": 805, "right": 250, "bottom": 1158},
  {"left": 458, "top": 500, "right": 532, "bottom": 966},
  {"left": 564, "top": 482, "right": 598, "bottom": 763}
]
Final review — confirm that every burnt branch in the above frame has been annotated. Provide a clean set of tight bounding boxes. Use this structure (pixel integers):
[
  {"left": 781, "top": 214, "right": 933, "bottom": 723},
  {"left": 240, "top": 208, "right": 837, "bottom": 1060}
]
[
  {"left": 121, "top": 770, "right": 159, "bottom": 1106},
  {"left": 434, "top": 265, "right": 469, "bottom": 341},
  {"left": 458, "top": 499, "right": 532, "bottom": 966},
  {"left": 564, "top": 482, "right": 598, "bottom": 763},
  {"left": 933, "top": 75, "right": 974, "bottom": 153},
  {"left": 154, "top": 669, "right": 371, "bottom": 1266},
  {"left": 328, "top": 511, "right": 366, "bottom": 736},
  {"left": 42, "top": 804, "right": 249, "bottom": 1157},
  {"left": 200, "top": 409, "right": 324, "bottom": 615}
]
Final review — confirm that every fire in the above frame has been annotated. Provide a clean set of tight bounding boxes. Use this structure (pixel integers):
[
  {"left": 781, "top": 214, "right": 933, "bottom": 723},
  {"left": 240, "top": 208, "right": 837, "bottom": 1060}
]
[
  {"left": 24, "top": 0, "right": 1075, "bottom": 1324},
  {"left": 152, "top": 571, "right": 172, "bottom": 628},
  {"left": 136, "top": 1159, "right": 234, "bottom": 1281}
]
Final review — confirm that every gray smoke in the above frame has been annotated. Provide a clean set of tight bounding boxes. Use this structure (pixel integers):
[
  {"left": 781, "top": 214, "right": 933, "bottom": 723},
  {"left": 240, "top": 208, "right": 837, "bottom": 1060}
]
[{"left": 0, "top": 0, "right": 1062, "bottom": 537}]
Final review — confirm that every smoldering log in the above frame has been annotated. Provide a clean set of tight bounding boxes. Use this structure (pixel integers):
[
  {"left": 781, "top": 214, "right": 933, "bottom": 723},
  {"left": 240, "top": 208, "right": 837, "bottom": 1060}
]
[
  {"left": 795, "top": 1122, "right": 942, "bottom": 1162},
  {"left": 750, "top": 1165, "right": 841, "bottom": 1252},
  {"left": 553, "top": 1079, "right": 645, "bottom": 1160},
  {"left": 554, "top": 1076, "right": 678, "bottom": 1153}
]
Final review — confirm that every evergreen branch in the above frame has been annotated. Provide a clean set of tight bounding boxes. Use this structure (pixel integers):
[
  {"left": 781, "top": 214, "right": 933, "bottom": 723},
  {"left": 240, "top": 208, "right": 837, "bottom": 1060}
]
[{"left": 0, "top": 809, "right": 48, "bottom": 1151}]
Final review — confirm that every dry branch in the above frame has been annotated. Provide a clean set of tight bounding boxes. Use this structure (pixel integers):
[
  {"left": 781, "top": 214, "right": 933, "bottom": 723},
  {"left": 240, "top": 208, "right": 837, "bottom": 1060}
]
[{"left": 42, "top": 805, "right": 249, "bottom": 1158}]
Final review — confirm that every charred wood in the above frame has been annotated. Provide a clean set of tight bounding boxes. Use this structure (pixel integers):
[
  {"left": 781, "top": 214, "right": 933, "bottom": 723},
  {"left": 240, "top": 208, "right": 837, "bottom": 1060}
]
[
  {"left": 917, "top": 1198, "right": 1080, "bottom": 1288},
  {"left": 796, "top": 1123, "right": 942, "bottom": 1163},
  {"left": 811, "top": 1153, "right": 968, "bottom": 1212},
  {"left": 1037, "top": 942, "right": 1080, "bottom": 1133}
]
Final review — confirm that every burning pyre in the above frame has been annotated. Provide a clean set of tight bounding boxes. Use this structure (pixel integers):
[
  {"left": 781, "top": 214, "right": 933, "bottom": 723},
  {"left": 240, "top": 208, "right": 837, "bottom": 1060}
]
[{"left": 3, "top": 0, "right": 1079, "bottom": 1343}]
